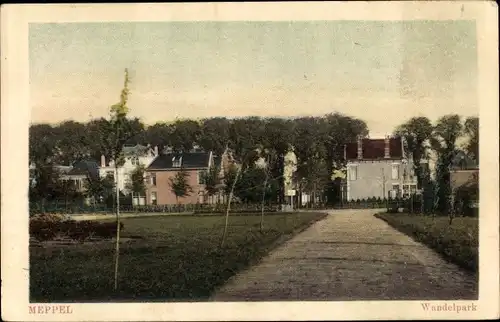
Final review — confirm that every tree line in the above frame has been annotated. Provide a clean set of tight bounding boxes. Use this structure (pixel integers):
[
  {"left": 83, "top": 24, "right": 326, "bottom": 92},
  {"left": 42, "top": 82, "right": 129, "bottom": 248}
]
[
  {"left": 394, "top": 114, "right": 479, "bottom": 220},
  {"left": 30, "top": 112, "right": 370, "bottom": 206},
  {"left": 30, "top": 113, "right": 478, "bottom": 211}
]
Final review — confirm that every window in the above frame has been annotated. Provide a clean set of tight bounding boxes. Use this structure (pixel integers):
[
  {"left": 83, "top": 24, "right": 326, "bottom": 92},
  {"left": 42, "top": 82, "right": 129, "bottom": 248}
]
[
  {"left": 151, "top": 191, "right": 157, "bottom": 205},
  {"left": 198, "top": 170, "right": 207, "bottom": 184},
  {"left": 150, "top": 173, "right": 157, "bottom": 186},
  {"left": 391, "top": 164, "right": 400, "bottom": 180},
  {"left": 172, "top": 156, "right": 182, "bottom": 168},
  {"left": 349, "top": 166, "right": 358, "bottom": 181}
]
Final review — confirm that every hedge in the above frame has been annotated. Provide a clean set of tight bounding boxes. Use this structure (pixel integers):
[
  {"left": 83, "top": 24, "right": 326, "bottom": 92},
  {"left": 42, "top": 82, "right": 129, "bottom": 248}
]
[{"left": 30, "top": 214, "right": 124, "bottom": 242}]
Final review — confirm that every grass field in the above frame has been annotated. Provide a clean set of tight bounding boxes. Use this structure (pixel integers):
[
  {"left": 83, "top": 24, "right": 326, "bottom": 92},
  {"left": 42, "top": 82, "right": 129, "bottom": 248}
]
[
  {"left": 374, "top": 213, "right": 478, "bottom": 273},
  {"left": 30, "top": 212, "right": 327, "bottom": 302}
]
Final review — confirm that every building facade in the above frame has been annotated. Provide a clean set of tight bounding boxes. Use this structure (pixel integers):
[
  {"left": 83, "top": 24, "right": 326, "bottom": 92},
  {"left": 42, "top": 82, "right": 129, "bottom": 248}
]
[
  {"left": 145, "top": 151, "right": 216, "bottom": 205},
  {"left": 99, "top": 144, "right": 158, "bottom": 194},
  {"left": 345, "top": 136, "right": 417, "bottom": 201}
]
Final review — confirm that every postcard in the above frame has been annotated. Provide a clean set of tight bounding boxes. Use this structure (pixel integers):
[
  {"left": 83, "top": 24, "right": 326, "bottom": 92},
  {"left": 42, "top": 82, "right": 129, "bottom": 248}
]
[{"left": 1, "top": 1, "right": 499, "bottom": 321}]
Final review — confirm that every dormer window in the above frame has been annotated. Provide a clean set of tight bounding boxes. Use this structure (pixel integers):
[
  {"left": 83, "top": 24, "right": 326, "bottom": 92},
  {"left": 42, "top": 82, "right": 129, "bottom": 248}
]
[{"left": 172, "top": 156, "right": 182, "bottom": 168}]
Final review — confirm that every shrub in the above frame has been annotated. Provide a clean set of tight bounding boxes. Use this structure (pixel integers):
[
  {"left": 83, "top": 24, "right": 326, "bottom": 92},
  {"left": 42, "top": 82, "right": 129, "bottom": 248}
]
[
  {"left": 375, "top": 213, "right": 478, "bottom": 272},
  {"left": 30, "top": 215, "right": 124, "bottom": 242}
]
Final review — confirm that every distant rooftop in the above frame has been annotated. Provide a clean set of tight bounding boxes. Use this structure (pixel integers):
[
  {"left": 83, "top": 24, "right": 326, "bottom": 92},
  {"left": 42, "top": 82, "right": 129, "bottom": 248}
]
[
  {"left": 147, "top": 152, "right": 211, "bottom": 171},
  {"left": 345, "top": 136, "right": 403, "bottom": 160}
]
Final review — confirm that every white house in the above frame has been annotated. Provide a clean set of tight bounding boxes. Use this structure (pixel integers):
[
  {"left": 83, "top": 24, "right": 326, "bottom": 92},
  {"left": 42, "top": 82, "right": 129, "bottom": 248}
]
[
  {"left": 344, "top": 136, "right": 418, "bottom": 200},
  {"left": 99, "top": 144, "right": 159, "bottom": 197}
]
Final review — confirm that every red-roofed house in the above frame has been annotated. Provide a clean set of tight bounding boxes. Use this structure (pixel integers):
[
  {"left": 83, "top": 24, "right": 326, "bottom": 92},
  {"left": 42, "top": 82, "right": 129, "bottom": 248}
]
[{"left": 344, "top": 136, "right": 417, "bottom": 200}]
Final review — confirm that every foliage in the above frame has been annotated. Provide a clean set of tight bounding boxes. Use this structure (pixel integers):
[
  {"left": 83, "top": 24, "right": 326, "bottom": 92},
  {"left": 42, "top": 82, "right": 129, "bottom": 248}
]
[
  {"left": 375, "top": 213, "right": 478, "bottom": 273},
  {"left": 201, "top": 165, "right": 222, "bottom": 198},
  {"left": 32, "top": 110, "right": 370, "bottom": 207},
  {"left": 199, "top": 117, "right": 231, "bottom": 156},
  {"left": 169, "top": 119, "right": 202, "bottom": 152},
  {"left": 233, "top": 166, "right": 279, "bottom": 203},
  {"left": 394, "top": 116, "right": 433, "bottom": 188},
  {"left": 431, "top": 114, "right": 463, "bottom": 216},
  {"left": 30, "top": 164, "right": 63, "bottom": 203},
  {"left": 85, "top": 172, "right": 115, "bottom": 199},
  {"left": 453, "top": 173, "right": 479, "bottom": 217},
  {"left": 463, "top": 116, "right": 479, "bottom": 163},
  {"left": 126, "top": 164, "right": 146, "bottom": 195},
  {"left": 30, "top": 217, "right": 124, "bottom": 242},
  {"left": 169, "top": 169, "right": 194, "bottom": 203}
]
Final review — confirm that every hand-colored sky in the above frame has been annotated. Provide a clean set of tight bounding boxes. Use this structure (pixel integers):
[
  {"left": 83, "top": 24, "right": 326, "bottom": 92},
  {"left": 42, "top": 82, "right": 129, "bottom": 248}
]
[{"left": 29, "top": 20, "right": 478, "bottom": 136}]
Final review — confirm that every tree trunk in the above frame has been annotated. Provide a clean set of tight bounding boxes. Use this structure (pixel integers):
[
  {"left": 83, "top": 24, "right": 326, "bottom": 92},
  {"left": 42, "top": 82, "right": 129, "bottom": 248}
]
[
  {"left": 221, "top": 165, "right": 242, "bottom": 248},
  {"left": 114, "top": 166, "right": 121, "bottom": 290},
  {"left": 260, "top": 172, "right": 269, "bottom": 232}
]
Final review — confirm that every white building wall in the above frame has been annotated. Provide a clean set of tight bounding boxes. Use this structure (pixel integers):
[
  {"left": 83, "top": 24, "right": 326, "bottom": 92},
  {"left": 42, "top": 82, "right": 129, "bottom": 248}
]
[
  {"left": 346, "top": 159, "right": 417, "bottom": 200},
  {"left": 99, "top": 155, "right": 156, "bottom": 193}
]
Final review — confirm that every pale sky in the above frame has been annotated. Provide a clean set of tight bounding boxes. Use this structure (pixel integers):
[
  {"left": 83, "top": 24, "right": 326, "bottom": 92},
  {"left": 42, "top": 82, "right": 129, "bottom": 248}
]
[{"left": 29, "top": 21, "right": 478, "bottom": 136}]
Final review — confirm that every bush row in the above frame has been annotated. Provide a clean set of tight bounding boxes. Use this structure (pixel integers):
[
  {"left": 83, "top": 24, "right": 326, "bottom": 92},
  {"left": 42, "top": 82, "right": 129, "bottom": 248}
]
[
  {"left": 374, "top": 213, "right": 478, "bottom": 272},
  {"left": 30, "top": 215, "right": 124, "bottom": 242}
]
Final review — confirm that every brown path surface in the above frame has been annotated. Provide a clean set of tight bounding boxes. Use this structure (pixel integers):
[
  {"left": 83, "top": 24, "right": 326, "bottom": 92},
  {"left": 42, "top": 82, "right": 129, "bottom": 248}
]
[{"left": 211, "top": 209, "right": 478, "bottom": 301}]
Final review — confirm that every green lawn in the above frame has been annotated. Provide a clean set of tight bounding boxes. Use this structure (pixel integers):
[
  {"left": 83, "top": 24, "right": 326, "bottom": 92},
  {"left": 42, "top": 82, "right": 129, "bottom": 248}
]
[
  {"left": 374, "top": 213, "right": 478, "bottom": 273},
  {"left": 30, "top": 212, "right": 326, "bottom": 302}
]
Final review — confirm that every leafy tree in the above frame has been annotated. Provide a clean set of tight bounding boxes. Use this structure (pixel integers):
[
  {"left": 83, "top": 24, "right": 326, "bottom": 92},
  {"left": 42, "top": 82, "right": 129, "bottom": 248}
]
[
  {"left": 394, "top": 116, "right": 433, "bottom": 189},
  {"left": 169, "top": 169, "right": 194, "bottom": 204},
  {"left": 30, "top": 163, "right": 62, "bottom": 211},
  {"left": 98, "top": 68, "right": 144, "bottom": 290},
  {"left": 55, "top": 179, "right": 83, "bottom": 208},
  {"left": 29, "top": 124, "right": 60, "bottom": 165},
  {"left": 125, "top": 164, "right": 146, "bottom": 196},
  {"left": 85, "top": 173, "right": 115, "bottom": 205},
  {"left": 169, "top": 119, "right": 202, "bottom": 152},
  {"left": 323, "top": 113, "right": 368, "bottom": 205},
  {"left": 232, "top": 166, "right": 273, "bottom": 203},
  {"left": 463, "top": 116, "right": 479, "bottom": 163},
  {"left": 220, "top": 117, "right": 265, "bottom": 247},
  {"left": 431, "top": 114, "right": 463, "bottom": 217},
  {"left": 54, "top": 120, "right": 91, "bottom": 165},
  {"left": 199, "top": 117, "right": 231, "bottom": 156},
  {"left": 262, "top": 118, "right": 295, "bottom": 204},
  {"left": 143, "top": 122, "right": 172, "bottom": 150},
  {"left": 293, "top": 117, "right": 329, "bottom": 204},
  {"left": 201, "top": 164, "right": 222, "bottom": 202}
]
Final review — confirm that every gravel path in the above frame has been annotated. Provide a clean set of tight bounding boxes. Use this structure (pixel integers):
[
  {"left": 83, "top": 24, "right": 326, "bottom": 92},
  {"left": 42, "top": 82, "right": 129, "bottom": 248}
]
[{"left": 211, "top": 209, "right": 478, "bottom": 301}]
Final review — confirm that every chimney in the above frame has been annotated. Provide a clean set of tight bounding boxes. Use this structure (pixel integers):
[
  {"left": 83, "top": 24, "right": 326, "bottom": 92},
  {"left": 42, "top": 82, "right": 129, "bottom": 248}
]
[
  {"left": 357, "top": 135, "right": 363, "bottom": 160},
  {"left": 384, "top": 136, "right": 391, "bottom": 158},
  {"left": 100, "top": 155, "right": 106, "bottom": 168},
  {"left": 154, "top": 145, "right": 159, "bottom": 156}
]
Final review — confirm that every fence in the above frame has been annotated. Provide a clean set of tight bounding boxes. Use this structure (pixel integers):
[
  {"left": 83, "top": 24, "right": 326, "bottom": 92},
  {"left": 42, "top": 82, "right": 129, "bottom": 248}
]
[
  {"left": 29, "top": 201, "right": 281, "bottom": 216},
  {"left": 29, "top": 198, "right": 427, "bottom": 216}
]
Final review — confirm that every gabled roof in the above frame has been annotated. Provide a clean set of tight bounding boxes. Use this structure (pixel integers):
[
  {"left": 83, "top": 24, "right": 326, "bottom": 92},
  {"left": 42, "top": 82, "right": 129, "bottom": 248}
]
[
  {"left": 345, "top": 137, "right": 403, "bottom": 160},
  {"left": 66, "top": 160, "right": 100, "bottom": 178},
  {"left": 147, "top": 152, "right": 211, "bottom": 171}
]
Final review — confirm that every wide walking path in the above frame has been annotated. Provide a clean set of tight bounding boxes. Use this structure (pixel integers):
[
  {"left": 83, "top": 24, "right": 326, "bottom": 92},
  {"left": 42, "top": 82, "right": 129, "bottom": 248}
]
[{"left": 212, "top": 209, "right": 478, "bottom": 301}]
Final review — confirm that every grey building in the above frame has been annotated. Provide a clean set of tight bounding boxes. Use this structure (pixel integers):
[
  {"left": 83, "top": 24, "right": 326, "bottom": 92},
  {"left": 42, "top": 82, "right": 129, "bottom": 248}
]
[{"left": 344, "top": 136, "right": 417, "bottom": 201}]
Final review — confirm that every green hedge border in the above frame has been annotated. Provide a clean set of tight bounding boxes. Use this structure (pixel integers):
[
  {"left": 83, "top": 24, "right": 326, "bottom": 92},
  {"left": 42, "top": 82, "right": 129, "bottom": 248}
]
[{"left": 374, "top": 213, "right": 478, "bottom": 273}]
